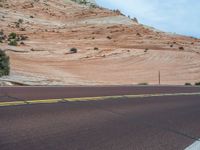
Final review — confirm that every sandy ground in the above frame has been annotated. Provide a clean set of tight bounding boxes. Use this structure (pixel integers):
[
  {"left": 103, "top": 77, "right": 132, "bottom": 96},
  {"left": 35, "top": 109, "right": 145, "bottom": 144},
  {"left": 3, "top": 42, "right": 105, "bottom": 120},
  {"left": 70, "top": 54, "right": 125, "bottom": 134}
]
[{"left": 0, "top": 0, "right": 200, "bottom": 85}]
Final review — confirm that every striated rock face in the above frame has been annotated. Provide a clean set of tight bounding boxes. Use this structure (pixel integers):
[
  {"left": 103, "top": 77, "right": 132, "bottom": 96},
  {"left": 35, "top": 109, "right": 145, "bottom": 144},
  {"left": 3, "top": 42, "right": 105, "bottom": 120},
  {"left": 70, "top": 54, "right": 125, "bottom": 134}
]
[{"left": 0, "top": 0, "right": 200, "bottom": 85}]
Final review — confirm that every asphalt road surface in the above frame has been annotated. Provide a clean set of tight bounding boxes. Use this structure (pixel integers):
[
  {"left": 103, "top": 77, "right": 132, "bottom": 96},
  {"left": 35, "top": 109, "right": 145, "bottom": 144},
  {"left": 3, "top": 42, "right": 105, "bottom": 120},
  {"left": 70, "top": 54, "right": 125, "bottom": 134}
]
[{"left": 0, "top": 86, "right": 200, "bottom": 150}]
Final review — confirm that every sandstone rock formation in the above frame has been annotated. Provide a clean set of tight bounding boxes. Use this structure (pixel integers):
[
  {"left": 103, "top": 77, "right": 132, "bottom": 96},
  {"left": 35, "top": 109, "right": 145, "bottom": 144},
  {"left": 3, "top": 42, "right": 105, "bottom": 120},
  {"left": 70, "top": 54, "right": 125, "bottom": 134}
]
[{"left": 0, "top": 0, "right": 200, "bottom": 85}]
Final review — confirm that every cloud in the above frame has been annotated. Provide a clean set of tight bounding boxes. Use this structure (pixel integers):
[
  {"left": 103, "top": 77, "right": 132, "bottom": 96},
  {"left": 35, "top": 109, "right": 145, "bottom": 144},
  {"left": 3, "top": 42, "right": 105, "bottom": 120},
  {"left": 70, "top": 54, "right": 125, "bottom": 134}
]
[{"left": 96, "top": 0, "right": 200, "bottom": 37}]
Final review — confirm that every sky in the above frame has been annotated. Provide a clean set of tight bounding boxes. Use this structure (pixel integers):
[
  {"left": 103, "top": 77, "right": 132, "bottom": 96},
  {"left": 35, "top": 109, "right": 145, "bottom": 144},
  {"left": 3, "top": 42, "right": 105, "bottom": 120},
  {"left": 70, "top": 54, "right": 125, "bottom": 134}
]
[{"left": 95, "top": 0, "right": 200, "bottom": 38}]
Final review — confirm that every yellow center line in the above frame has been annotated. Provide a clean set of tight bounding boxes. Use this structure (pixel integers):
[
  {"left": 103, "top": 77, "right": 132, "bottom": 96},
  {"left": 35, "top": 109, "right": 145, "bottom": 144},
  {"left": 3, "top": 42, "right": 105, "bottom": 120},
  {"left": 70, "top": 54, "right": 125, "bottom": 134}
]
[
  {"left": 0, "top": 92, "right": 200, "bottom": 107},
  {"left": 0, "top": 101, "right": 26, "bottom": 107},
  {"left": 26, "top": 99, "right": 62, "bottom": 104}
]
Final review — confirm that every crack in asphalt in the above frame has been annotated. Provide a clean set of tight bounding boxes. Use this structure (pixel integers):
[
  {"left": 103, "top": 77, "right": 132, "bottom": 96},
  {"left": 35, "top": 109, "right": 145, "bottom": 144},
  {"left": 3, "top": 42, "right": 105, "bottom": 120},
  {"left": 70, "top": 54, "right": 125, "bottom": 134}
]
[
  {"left": 91, "top": 103, "right": 200, "bottom": 143},
  {"left": 0, "top": 90, "right": 27, "bottom": 102},
  {"left": 0, "top": 94, "right": 26, "bottom": 101}
]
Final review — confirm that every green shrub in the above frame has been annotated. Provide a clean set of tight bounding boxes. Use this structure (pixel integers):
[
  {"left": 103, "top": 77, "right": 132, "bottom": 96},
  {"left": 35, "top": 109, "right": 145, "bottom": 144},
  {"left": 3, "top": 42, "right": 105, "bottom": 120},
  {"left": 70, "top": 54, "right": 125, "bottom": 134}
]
[
  {"left": 79, "top": 0, "right": 87, "bottom": 4},
  {"left": 8, "top": 32, "right": 17, "bottom": 40},
  {"left": 0, "top": 49, "right": 10, "bottom": 77},
  {"left": 8, "top": 39, "right": 18, "bottom": 46}
]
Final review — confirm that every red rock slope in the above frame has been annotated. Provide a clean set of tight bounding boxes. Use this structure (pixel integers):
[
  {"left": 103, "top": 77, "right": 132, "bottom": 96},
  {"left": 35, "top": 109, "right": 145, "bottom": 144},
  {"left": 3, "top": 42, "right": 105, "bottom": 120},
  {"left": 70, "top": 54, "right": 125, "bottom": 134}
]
[{"left": 0, "top": 0, "right": 200, "bottom": 85}]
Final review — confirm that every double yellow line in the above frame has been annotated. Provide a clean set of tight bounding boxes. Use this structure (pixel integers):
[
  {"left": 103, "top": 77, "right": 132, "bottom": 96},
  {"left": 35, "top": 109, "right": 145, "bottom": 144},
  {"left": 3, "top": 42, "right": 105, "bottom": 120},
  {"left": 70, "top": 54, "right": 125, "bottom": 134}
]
[{"left": 0, "top": 92, "right": 200, "bottom": 107}]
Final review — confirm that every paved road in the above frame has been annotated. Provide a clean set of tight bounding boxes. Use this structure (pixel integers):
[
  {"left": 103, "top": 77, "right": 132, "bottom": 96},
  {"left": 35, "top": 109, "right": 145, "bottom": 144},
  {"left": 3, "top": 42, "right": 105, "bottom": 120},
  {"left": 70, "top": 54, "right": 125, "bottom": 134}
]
[
  {"left": 0, "top": 86, "right": 200, "bottom": 150},
  {"left": 0, "top": 86, "right": 200, "bottom": 101}
]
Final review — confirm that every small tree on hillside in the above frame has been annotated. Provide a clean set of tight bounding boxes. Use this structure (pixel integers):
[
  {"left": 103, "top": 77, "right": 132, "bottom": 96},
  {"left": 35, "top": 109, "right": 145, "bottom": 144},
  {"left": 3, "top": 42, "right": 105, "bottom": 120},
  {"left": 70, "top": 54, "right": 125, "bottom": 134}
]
[{"left": 0, "top": 49, "right": 10, "bottom": 77}]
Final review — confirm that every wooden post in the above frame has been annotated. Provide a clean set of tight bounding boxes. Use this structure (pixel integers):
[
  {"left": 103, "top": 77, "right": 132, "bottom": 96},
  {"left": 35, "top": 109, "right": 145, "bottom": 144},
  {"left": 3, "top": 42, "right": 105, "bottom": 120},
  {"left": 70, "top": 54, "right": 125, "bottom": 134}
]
[{"left": 158, "top": 70, "right": 161, "bottom": 85}]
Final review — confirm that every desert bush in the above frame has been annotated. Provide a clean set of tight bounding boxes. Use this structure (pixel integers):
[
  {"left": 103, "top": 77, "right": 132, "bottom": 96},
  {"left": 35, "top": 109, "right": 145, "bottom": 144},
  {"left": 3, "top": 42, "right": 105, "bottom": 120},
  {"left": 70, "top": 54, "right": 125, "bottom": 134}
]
[
  {"left": 70, "top": 48, "right": 78, "bottom": 53},
  {"left": 138, "top": 83, "right": 148, "bottom": 85},
  {"left": 179, "top": 46, "right": 184, "bottom": 50},
  {"left": 7, "top": 32, "right": 27, "bottom": 46},
  {"left": 8, "top": 39, "right": 18, "bottom": 46},
  {"left": 14, "top": 22, "right": 20, "bottom": 28},
  {"left": 144, "top": 48, "right": 148, "bottom": 52},
  {"left": 195, "top": 82, "right": 200, "bottom": 86},
  {"left": 90, "top": 3, "right": 97, "bottom": 8},
  {"left": 20, "top": 41, "right": 25, "bottom": 45},
  {"left": 94, "top": 47, "right": 98, "bottom": 50},
  {"left": 0, "top": 49, "right": 10, "bottom": 77},
  {"left": 132, "top": 17, "right": 138, "bottom": 23},
  {"left": 113, "top": 9, "right": 123, "bottom": 15},
  {"left": 107, "top": 36, "right": 112, "bottom": 39},
  {"left": 8, "top": 32, "right": 17, "bottom": 40},
  {"left": 185, "top": 83, "right": 192, "bottom": 86},
  {"left": 71, "top": 0, "right": 87, "bottom": 5},
  {"left": 18, "top": 19, "right": 23, "bottom": 24},
  {"left": 0, "top": 30, "right": 3, "bottom": 36},
  {"left": 79, "top": 0, "right": 87, "bottom": 4},
  {"left": 20, "top": 35, "right": 28, "bottom": 40},
  {"left": 136, "top": 33, "right": 141, "bottom": 36},
  {"left": 0, "top": 30, "right": 5, "bottom": 41},
  {"left": 20, "top": 28, "right": 26, "bottom": 31}
]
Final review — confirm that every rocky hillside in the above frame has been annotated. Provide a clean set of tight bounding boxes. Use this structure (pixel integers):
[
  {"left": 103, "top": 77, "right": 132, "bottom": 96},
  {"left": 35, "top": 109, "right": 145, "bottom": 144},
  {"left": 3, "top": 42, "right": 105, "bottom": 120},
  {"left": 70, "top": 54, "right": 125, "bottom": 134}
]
[{"left": 0, "top": 0, "right": 200, "bottom": 85}]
